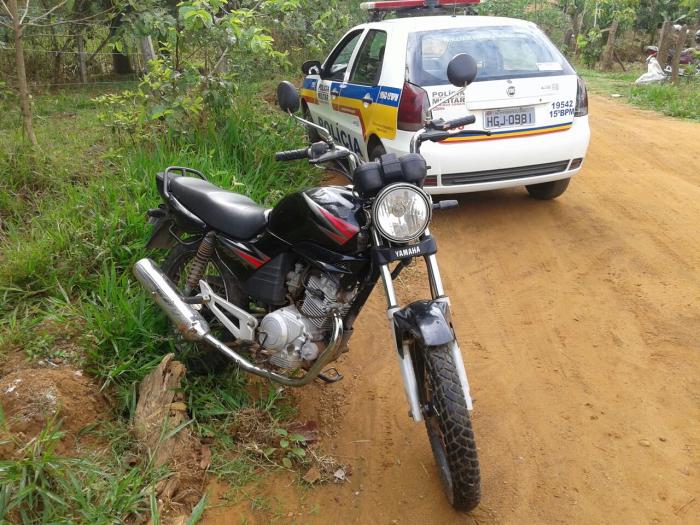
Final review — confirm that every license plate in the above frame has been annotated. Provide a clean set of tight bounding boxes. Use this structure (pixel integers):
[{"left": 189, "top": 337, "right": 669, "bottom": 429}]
[{"left": 484, "top": 107, "right": 536, "bottom": 130}]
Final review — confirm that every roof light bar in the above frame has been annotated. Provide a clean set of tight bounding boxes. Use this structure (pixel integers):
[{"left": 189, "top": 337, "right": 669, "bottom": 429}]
[{"left": 360, "top": 0, "right": 480, "bottom": 11}]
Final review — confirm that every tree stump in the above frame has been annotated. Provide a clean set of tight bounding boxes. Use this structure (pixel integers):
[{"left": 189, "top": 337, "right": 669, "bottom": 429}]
[
  {"left": 134, "top": 354, "right": 208, "bottom": 516},
  {"left": 671, "top": 26, "right": 688, "bottom": 84}
]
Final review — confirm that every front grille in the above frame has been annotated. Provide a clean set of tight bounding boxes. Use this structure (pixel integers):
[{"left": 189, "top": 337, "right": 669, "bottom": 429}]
[{"left": 441, "top": 160, "right": 570, "bottom": 186}]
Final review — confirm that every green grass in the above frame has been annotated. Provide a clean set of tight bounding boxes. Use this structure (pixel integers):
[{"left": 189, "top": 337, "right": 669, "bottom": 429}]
[
  {"left": 0, "top": 82, "right": 321, "bottom": 521},
  {"left": 577, "top": 65, "right": 700, "bottom": 121}
]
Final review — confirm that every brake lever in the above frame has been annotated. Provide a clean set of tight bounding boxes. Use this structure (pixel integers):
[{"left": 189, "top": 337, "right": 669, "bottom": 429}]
[{"left": 309, "top": 149, "right": 350, "bottom": 165}]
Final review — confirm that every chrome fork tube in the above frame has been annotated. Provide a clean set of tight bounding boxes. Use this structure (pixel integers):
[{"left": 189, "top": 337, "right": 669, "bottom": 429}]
[
  {"left": 423, "top": 228, "right": 446, "bottom": 299},
  {"left": 373, "top": 228, "right": 424, "bottom": 421}
]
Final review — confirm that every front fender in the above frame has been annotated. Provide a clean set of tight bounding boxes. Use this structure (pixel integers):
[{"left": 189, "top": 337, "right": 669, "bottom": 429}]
[{"left": 393, "top": 300, "right": 454, "bottom": 348}]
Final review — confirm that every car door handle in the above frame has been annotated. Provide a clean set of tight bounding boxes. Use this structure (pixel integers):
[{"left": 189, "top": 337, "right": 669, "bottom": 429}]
[{"left": 362, "top": 94, "right": 374, "bottom": 105}]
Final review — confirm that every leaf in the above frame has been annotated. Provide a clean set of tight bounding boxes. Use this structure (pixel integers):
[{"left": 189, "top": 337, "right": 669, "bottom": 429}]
[
  {"left": 282, "top": 457, "right": 292, "bottom": 469},
  {"left": 274, "top": 428, "right": 288, "bottom": 437},
  {"left": 289, "top": 433, "right": 307, "bottom": 443},
  {"left": 291, "top": 447, "right": 306, "bottom": 458},
  {"left": 302, "top": 467, "right": 321, "bottom": 484},
  {"left": 187, "top": 494, "right": 208, "bottom": 525},
  {"left": 263, "top": 447, "right": 276, "bottom": 457},
  {"left": 279, "top": 439, "right": 289, "bottom": 449}
]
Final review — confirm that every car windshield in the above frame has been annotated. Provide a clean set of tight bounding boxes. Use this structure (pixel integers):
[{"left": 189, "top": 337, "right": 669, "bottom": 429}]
[{"left": 407, "top": 25, "right": 575, "bottom": 86}]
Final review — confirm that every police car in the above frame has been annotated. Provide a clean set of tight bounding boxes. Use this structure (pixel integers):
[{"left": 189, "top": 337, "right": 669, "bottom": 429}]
[{"left": 299, "top": 0, "right": 590, "bottom": 199}]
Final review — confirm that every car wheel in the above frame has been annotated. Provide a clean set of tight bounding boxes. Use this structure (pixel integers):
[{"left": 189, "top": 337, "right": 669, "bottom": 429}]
[
  {"left": 369, "top": 142, "right": 386, "bottom": 161},
  {"left": 303, "top": 104, "right": 321, "bottom": 143},
  {"left": 526, "top": 178, "right": 570, "bottom": 200}
]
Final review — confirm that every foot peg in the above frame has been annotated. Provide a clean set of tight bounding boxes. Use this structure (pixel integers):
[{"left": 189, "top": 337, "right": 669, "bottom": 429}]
[{"left": 317, "top": 367, "right": 343, "bottom": 384}]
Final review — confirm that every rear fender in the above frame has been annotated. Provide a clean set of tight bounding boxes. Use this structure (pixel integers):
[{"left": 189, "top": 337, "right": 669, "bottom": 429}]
[{"left": 392, "top": 300, "right": 455, "bottom": 349}]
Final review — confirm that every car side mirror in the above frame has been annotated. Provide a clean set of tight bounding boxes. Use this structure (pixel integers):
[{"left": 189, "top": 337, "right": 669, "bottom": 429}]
[
  {"left": 302, "top": 60, "right": 322, "bottom": 76},
  {"left": 277, "top": 81, "right": 301, "bottom": 114},
  {"left": 447, "top": 54, "right": 478, "bottom": 87}
]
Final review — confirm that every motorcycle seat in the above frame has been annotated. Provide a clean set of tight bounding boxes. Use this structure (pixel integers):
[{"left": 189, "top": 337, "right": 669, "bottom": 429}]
[{"left": 169, "top": 177, "right": 268, "bottom": 240}]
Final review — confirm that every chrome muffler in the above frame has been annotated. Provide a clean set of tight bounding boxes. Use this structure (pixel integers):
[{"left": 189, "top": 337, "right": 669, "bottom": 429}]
[
  {"left": 133, "top": 258, "right": 343, "bottom": 386},
  {"left": 134, "top": 258, "right": 211, "bottom": 341}
]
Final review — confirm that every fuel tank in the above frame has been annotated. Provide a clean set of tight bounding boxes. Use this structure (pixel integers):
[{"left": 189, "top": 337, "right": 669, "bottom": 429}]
[{"left": 268, "top": 186, "right": 365, "bottom": 255}]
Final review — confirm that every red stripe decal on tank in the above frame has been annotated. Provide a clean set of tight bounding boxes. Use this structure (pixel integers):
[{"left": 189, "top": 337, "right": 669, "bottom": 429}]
[
  {"left": 232, "top": 247, "right": 270, "bottom": 269},
  {"left": 317, "top": 207, "right": 359, "bottom": 240}
]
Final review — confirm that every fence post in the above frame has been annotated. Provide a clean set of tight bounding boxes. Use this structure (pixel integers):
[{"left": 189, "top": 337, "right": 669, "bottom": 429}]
[
  {"left": 657, "top": 20, "right": 673, "bottom": 69},
  {"left": 601, "top": 20, "right": 619, "bottom": 70},
  {"left": 671, "top": 26, "right": 688, "bottom": 84},
  {"left": 77, "top": 33, "right": 88, "bottom": 84},
  {"left": 140, "top": 36, "right": 157, "bottom": 72}
]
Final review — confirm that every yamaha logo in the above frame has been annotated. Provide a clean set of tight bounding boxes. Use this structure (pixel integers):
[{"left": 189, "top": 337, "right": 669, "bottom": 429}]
[
  {"left": 395, "top": 246, "right": 422, "bottom": 258},
  {"left": 507, "top": 86, "right": 516, "bottom": 97}
]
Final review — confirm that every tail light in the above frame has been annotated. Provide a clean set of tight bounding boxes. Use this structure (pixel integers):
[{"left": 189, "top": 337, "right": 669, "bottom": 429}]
[
  {"left": 398, "top": 82, "right": 430, "bottom": 132},
  {"left": 575, "top": 76, "right": 588, "bottom": 117}
]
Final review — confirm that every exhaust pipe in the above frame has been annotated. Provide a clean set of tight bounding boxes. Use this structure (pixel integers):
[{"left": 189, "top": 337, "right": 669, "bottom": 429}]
[
  {"left": 133, "top": 258, "right": 211, "bottom": 341},
  {"left": 132, "top": 258, "right": 343, "bottom": 387}
]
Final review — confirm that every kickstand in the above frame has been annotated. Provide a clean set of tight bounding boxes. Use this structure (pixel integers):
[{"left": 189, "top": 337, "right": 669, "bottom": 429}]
[{"left": 317, "top": 367, "right": 343, "bottom": 384}]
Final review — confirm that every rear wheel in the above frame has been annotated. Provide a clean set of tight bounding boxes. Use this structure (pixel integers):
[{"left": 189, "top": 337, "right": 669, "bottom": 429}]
[
  {"left": 162, "top": 242, "right": 246, "bottom": 373},
  {"left": 420, "top": 344, "right": 481, "bottom": 511},
  {"left": 525, "top": 178, "right": 570, "bottom": 200}
]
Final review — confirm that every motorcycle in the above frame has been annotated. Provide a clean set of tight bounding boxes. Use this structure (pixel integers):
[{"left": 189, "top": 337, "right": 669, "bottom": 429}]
[{"left": 133, "top": 53, "right": 487, "bottom": 511}]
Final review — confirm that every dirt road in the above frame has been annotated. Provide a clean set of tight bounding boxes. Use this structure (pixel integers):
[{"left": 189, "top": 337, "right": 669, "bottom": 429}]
[{"left": 203, "top": 95, "right": 700, "bottom": 524}]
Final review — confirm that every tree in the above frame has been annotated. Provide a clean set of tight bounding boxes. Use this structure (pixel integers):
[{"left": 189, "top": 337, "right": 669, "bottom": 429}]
[{"left": 0, "top": 0, "right": 69, "bottom": 146}]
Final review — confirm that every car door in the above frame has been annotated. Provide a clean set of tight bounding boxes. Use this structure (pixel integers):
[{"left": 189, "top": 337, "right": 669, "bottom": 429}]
[
  {"left": 338, "top": 29, "right": 389, "bottom": 159},
  {"left": 304, "top": 30, "right": 365, "bottom": 147}
]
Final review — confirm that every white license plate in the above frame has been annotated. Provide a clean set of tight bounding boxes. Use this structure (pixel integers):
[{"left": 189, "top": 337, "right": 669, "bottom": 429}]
[{"left": 484, "top": 107, "right": 536, "bottom": 130}]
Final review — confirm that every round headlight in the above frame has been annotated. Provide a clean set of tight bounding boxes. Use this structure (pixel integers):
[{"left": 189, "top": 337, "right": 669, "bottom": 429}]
[{"left": 372, "top": 183, "right": 432, "bottom": 243}]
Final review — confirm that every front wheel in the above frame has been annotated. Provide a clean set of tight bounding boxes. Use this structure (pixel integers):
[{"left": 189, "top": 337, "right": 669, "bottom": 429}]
[
  {"left": 421, "top": 344, "right": 481, "bottom": 511},
  {"left": 525, "top": 177, "right": 570, "bottom": 200}
]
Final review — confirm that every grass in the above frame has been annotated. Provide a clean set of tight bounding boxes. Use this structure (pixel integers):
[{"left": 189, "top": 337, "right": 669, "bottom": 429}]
[
  {"left": 577, "top": 65, "right": 700, "bottom": 121},
  {"left": 0, "top": 81, "right": 322, "bottom": 521}
]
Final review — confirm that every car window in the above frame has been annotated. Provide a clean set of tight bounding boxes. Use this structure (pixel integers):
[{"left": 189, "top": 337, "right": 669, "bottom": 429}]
[
  {"left": 324, "top": 31, "right": 364, "bottom": 81},
  {"left": 350, "top": 30, "right": 388, "bottom": 86},
  {"left": 407, "top": 25, "right": 575, "bottom": 86}
]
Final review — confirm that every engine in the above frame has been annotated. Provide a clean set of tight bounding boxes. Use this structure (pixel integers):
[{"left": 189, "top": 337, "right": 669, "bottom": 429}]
[{"left": 256, "top": 265, "right": 356, "bottom": 369}]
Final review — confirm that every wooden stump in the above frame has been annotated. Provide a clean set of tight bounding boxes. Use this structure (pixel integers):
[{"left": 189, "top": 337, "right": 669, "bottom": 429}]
[{"left": 134, "top": 354, "right": 208, "bottom": 518}]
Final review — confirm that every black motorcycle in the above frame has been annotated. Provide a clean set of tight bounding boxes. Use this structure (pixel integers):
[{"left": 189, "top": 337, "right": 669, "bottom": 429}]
[{"left": 134, "top": 54, "right": 487, "bottom": 510}]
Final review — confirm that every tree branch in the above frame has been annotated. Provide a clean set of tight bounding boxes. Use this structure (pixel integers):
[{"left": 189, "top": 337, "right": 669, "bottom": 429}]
[
  {"left": 1, "top": 0, "right": 11, "bottom": 18},
  {"left": 19, "top": 0, "right": 30, "bottom": 25},
  {"left": 26, "top": 0, "right": 67, "bottom": 25}
]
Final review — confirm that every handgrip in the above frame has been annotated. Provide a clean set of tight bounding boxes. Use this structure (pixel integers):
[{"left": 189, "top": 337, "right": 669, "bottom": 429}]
[
  {"left": 275, "top": 148, "right": 309, "bottom": 162},
  {"left": 442, "top": 115, "right": 476, "bottom": 130}
]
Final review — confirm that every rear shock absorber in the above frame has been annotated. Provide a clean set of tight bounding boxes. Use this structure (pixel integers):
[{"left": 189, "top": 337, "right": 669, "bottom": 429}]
[{"left": 185, "top": 231, "right": 216, "bottom": 296}]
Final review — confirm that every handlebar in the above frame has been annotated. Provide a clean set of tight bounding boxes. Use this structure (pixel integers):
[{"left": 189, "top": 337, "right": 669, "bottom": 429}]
[
  {"left": 429, "top": 115, "right": 477, "bottom": 131},
  {"left": 275, "top": 148, "right": 309, "bottom": 162}
]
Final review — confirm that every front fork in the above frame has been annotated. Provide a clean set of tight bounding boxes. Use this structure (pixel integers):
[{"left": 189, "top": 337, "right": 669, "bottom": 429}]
[{"left": 374, "top": 228, "right": 474, "bottom": 422}]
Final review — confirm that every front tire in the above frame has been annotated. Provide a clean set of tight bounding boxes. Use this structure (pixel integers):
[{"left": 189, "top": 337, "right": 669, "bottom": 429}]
[
  {"left": 526, "top": 178, "right": 570, "bottom": 200},
  {"left": 421, "top": 344, "right": 481, "bottom": 511}
]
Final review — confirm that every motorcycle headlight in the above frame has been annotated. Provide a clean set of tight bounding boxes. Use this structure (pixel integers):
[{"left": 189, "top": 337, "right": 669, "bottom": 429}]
[{"left": 372, "top": 183, "right": 432, "bottom": 243}]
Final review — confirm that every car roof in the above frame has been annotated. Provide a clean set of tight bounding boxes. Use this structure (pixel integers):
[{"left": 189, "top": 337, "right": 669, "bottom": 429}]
[{"left": 363, "top": 15, "right": 535, "bottom": 33}]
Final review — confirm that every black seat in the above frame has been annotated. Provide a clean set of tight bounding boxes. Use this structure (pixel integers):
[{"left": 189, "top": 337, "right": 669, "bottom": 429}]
[{"left": 169, "top": 177, "right": 268, "bottom": 240}]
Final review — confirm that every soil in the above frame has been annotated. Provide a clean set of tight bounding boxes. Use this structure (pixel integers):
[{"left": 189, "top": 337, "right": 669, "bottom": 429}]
[
  {"left": 0, "top": 366, "right": 109, "bottom": 458},
  {"left": 200, "top": 94, "right": 700, "bottom": 524}
]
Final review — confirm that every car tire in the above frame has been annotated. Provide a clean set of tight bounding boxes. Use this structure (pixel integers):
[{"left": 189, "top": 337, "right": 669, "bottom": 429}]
[
  {"left": 303, "top": 104, "right": 321, "bottom": 143},
  {"left": 525, "top": 178, "right": 570, "bottom": 200},
  {"left": 369, "top": 142, "right": 386, "bottom": 161}
]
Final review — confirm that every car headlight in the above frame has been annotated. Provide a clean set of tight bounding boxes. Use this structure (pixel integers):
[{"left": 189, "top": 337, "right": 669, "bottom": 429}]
[{"left": 372, "top": 183, "right": 432, "bottom": 243}]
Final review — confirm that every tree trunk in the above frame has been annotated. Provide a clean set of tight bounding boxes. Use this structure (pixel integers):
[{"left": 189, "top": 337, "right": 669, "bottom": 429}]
[
  {"left": 112, "top": 52, "right": 133, "bottom": 75},
  {"left": 76, "top": 33, "right": 87, "bottom": 84},
  {"left": 671, "top": 26, "right": 688, "bottom": 84},
  {"left": 8, "top": 0, "right": 38, "bottom": 147},
  {"left": 601, "top": 20, "right": 619, "bottom": 71},
  {"left": 658, "top": 20, "right": 673, "bottom": 69}
]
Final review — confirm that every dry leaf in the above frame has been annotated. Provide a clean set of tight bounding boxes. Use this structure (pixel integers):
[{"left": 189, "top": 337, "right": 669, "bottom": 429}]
[{"left": 303, "top": 467, "right": 322, "bottom": 484}]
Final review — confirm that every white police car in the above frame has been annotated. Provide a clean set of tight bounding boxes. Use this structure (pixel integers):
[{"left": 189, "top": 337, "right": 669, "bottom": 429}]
[{"left": 300, "top": 1, "right": 590, "bottom": 199}]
